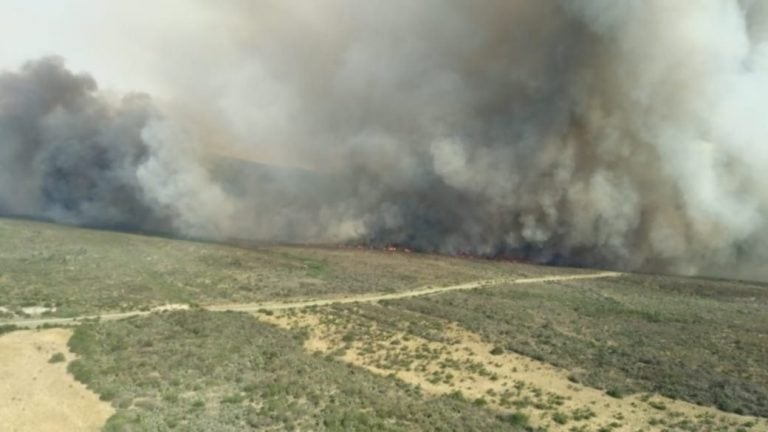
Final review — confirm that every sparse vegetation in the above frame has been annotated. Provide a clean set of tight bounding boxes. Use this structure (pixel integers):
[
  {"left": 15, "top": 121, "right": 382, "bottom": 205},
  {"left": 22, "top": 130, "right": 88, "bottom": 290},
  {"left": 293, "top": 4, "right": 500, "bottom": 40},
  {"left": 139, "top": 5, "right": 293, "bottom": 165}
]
[
  {"left": 261, "top": 301, "right": 767, "bottom": 430},
  {"left": 552, "top": 411, "right": 569, "bottom": 424},
  {"left": 571, "top": 407, "right": 597, "bottom": 421},
  {"left": 67, "top": 310, "right": 525, "bottom": 431},
  {"left": 390, "top": 274, "right": 768, "bottom": 417}
]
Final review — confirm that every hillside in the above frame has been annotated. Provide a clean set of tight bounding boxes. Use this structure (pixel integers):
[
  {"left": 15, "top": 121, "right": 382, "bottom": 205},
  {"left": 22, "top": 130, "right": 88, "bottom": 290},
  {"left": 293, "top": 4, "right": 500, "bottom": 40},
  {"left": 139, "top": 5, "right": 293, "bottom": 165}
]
[{"left": 0, "top": 217, "right": 766, "bottom": 431}]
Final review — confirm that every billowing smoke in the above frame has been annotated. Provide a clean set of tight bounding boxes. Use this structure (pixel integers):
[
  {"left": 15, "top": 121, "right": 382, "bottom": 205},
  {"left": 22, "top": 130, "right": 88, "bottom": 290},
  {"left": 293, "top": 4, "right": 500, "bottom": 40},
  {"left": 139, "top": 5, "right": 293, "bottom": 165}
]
[
  {"left": 2, "top": 0, "right": 768, "bottom": 279},
  {"left": 0, "top": 57, "right": 234, "bottom": 237}
]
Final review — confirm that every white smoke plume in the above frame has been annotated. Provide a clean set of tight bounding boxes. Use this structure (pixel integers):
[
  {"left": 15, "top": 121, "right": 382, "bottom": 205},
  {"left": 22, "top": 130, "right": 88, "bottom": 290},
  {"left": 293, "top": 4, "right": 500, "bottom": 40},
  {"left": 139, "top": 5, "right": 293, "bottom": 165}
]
[{"left": 1, "top": 0, "right": 768, "bottom": 279}]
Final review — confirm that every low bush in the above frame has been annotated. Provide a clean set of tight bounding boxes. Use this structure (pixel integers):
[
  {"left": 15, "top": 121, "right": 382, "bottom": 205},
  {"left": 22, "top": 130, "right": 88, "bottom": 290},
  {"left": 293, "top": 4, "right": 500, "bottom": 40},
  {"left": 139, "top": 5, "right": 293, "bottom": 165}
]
[
  {"left": 67, "top": 310, "right": 525, "bottom": 431},
  {"left": 393, "top": 274, "right": 768, "bottom": 417},
  {"left": 48, "top": 352, "right": 66, "bottom": 363}
]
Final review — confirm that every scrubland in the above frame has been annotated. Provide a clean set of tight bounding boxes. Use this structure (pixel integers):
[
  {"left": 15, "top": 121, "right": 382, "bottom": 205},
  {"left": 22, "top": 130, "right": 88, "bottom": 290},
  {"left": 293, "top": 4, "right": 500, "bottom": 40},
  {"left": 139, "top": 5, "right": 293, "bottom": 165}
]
[
  {"left": 391, "top": 274, "right": 768, "bottom": 418},
  {"left": 1, "top": 217, "right": 767, "bottom": 431},
  {"left": 67, "top": 310, "right": 522, "bottom": 431},
  {"left": 0, "top": 217, "right": 536, "bottom": 318}
]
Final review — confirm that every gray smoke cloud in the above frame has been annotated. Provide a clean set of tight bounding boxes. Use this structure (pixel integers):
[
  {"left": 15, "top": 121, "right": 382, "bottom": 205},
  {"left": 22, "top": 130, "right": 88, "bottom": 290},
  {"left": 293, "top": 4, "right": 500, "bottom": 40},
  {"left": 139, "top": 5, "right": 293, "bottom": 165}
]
[
  {"left": 0, "top": 57, "right": 234, "bottom": 237},
  {"left": 2, "top": 0, "right": 768, "bottom": 280}
]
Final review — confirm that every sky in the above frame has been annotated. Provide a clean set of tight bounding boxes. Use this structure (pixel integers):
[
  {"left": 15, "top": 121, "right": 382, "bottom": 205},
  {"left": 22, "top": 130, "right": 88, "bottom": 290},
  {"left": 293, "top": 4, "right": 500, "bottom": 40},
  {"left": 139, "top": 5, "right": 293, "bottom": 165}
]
[{"left": 0, "top": 0, "right": 215, "bottom": 96}]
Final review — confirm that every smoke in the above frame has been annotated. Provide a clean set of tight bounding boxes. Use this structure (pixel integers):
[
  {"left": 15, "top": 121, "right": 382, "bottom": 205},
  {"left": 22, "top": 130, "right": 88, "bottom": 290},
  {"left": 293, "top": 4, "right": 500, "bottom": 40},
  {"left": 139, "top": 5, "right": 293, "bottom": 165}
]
[
  {"left": 0, "top": 57, "right": 234, "bottom": 237},
  {"left": 2, "top": 0, "right": 768, "bottom": 279}
]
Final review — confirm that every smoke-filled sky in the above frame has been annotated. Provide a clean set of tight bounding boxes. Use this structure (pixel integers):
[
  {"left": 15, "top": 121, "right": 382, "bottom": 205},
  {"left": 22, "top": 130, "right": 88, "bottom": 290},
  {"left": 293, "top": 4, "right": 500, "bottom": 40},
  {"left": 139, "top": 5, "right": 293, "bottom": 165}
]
[{"left": 2, "top": 0, "right": 768, "bottom": 280}]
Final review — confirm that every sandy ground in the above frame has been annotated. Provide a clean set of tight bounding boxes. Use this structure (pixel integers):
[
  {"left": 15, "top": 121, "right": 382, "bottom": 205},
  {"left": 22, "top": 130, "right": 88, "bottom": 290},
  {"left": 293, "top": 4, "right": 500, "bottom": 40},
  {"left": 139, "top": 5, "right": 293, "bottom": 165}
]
[
  {"left": 261, "top": 309, "right": 768, "bottom": 432},
  {"left": 0, "top": 329, "right": 113, "bottom": 432}
]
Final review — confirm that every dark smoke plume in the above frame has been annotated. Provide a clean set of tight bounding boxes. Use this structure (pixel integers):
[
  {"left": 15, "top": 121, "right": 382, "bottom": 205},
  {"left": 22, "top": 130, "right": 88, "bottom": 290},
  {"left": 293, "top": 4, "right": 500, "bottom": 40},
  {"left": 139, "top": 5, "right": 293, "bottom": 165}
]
[
  {"left": 2, "top": 1, "right": 768, "bottom": 280},
  {"left": 0, "top": 57, "right": 233, "bottom": 236}
]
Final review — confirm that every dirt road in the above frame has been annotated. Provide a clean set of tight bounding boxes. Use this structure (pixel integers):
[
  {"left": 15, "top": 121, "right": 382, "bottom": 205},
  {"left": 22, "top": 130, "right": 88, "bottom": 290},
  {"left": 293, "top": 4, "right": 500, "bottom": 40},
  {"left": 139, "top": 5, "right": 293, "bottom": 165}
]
[
  {"left": 207, "top": 271, "right": 621, "bottom": 311},
  {"left": 4, "top": 271, "right": 621, "bottom": 328}
]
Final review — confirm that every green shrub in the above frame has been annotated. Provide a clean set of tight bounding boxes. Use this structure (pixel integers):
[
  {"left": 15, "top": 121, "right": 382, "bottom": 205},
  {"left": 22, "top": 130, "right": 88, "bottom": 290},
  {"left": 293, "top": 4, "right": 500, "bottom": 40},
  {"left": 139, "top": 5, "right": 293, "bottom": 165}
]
[
  {"left": 66, "top": 360, "right": 93, "bottom": 382},
  {"left": 0, "top": 324, "right": 18, "bottom": 335},
  {"left": 571, "top": 407, "right": 596, "bottom": 421},
  {"left": 48, "top": 352, "right": 66, "bottom": 363},
  {"left": 99, "top": 387, "right": 118, "bottom": 402},
  {"left": 498, "top": 412, "right": 529, "bottom": 427},
  {"left": 606, "top": 386, "right": 624, "bottom": 399},
  {"left": 552, "top": 411, "right": 568, "bottom": 424},
  {"left": 65, "top": 311, "right": 522, "bottom": 431}
]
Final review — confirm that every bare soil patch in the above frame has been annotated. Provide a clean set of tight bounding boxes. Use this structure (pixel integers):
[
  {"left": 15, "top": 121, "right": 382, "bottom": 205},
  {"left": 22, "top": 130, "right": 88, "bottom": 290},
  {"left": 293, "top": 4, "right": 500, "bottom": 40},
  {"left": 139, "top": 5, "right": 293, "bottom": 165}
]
[{"left": 0, "top": 328, "right": 113, "bottom": 432}]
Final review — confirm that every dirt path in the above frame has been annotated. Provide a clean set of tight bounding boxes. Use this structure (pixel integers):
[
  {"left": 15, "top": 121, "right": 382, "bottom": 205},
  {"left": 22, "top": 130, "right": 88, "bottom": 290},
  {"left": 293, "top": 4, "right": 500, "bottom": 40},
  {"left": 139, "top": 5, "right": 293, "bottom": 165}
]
[
  {"left": 0, "top": 329, "right": 114, "bottom": 432},
  {"left": 208, "top": 271, "right": 621, "bottom": 312},
  {"left": 3, "top": 271, "right": 620, "bottom": 328}
]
